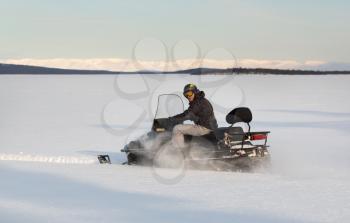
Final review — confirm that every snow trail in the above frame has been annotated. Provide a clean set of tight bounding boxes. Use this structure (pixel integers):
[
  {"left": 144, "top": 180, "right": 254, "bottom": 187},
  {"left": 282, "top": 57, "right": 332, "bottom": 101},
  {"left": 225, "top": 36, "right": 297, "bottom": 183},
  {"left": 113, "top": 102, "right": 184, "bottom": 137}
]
[{"left": 0, "top": 153, "right": 96, "bottom": 164}]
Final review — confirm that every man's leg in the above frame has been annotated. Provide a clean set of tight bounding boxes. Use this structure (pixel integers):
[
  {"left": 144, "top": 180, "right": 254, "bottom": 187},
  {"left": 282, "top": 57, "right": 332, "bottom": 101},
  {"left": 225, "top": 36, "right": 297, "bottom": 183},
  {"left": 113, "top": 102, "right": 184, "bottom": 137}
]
[{"left": 172, "top": 124, "right": 211, "bottom": 148}]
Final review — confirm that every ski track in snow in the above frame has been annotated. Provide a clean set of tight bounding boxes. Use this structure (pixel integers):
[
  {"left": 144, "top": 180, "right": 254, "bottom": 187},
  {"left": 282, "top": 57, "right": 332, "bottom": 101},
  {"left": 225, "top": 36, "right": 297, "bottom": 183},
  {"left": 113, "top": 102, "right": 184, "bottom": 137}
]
[{"left": 0, "top": 153, "right": 97, "bottom": 164}]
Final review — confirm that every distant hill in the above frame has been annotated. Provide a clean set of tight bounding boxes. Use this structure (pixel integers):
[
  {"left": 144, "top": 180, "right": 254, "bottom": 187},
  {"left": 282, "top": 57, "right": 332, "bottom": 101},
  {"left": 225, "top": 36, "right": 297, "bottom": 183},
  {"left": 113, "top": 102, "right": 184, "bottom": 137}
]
[
  {"left": 1, "top": 63, "right": 350, "bottom": 75},
  {"left": 0, "top": 63, "right": 120, "bottom": 74},
  {"left": 173, "top": 67, "right": 350, "bottom": 75}
]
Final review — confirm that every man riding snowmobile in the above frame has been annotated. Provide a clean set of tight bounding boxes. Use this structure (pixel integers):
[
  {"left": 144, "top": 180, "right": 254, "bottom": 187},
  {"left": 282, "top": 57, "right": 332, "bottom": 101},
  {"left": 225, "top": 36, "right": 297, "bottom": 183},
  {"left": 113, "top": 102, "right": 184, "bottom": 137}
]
[
  {"left": 119, "top": 85, "right": 271, "bottom": 171},
  {"left": 169, "top": 84, "right": 218, "bottom": 149}
]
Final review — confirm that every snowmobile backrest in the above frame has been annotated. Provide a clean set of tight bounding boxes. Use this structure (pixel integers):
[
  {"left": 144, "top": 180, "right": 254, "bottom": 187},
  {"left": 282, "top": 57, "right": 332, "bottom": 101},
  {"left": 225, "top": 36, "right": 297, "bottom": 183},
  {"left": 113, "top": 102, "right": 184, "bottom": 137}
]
[{"left": 226, "top": 107, "right": 252, "bottom": 125}]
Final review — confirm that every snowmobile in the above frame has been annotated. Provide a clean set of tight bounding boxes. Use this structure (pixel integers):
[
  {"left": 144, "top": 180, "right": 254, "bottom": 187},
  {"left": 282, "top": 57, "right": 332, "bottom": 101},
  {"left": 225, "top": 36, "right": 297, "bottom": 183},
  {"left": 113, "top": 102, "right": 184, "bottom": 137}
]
[{"left": 120, "top": 94, "right": 270, "bottom": 171}]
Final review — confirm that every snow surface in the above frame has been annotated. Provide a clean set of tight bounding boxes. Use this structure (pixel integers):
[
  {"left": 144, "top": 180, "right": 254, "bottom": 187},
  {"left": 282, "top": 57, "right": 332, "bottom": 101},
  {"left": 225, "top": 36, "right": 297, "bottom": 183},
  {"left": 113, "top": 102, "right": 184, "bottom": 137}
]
[{"left": 0, "top": 74, "right": 350, "bottom": 223}]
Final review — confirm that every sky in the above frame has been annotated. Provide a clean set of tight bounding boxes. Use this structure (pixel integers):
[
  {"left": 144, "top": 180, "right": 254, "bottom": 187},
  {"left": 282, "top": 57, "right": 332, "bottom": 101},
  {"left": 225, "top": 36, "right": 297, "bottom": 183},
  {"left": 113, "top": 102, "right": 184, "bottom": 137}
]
[{"left": 1, "top": 0, "right": 350, "bottom": 70}]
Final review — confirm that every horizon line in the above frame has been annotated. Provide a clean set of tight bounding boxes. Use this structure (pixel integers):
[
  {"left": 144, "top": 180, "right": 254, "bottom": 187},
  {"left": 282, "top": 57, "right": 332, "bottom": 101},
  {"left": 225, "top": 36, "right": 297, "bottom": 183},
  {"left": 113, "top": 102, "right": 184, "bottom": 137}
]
[
  {"left": 1, "top": 58, "right": 350, "bottom": 72},
  {"left": 2, "top": 62, "right": 350, "bottom": 75}
]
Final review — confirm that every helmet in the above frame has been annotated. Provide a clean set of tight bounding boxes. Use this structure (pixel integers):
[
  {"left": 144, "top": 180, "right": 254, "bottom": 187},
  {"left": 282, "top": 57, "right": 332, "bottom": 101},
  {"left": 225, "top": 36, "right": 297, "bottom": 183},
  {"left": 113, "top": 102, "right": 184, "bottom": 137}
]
[{"left": 183, "top": 83, "right": 199, "bottom": 96}]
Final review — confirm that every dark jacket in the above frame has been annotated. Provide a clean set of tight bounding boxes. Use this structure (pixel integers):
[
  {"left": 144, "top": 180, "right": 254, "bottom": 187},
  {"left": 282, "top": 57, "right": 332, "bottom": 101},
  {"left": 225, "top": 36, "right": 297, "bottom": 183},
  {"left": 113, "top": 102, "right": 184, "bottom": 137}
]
[{"left": 171, "top": 91, "right": 218, "bottom": 130}]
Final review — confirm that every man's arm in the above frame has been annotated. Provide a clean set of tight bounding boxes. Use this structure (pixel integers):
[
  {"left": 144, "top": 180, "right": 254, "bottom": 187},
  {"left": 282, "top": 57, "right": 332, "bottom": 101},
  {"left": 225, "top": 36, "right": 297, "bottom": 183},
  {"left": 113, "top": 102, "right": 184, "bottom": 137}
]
[{"left": 169, "top": 108, "right": 199, "bottom": 123}]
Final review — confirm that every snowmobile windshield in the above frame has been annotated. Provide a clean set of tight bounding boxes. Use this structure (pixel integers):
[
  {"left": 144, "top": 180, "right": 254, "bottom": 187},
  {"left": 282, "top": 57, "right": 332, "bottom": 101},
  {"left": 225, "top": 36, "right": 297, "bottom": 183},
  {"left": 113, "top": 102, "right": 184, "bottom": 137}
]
[{"left": 154, "top": 94, "right": 184, "bottom": 119}]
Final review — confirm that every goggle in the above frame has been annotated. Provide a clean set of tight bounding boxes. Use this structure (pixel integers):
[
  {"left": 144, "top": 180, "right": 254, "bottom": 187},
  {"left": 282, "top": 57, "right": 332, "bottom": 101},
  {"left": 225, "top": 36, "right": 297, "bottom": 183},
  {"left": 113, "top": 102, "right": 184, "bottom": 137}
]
[{"left": 184, "top": 91, "right": 194, "bottom": 98}]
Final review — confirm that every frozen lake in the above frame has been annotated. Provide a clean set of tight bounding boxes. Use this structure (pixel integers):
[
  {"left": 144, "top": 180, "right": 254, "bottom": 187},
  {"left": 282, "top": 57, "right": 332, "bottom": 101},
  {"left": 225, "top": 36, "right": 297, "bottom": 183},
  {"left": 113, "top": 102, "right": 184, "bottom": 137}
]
[{"left": 1, "top": 74, "right": 350, "bottom": 223}]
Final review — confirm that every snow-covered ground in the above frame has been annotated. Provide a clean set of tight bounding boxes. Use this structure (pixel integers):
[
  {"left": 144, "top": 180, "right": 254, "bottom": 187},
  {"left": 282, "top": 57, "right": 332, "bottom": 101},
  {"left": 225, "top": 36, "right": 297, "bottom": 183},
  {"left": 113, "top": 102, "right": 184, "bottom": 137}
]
[{"left": 1, "top": 74, "right": 350, "bottom": 223}]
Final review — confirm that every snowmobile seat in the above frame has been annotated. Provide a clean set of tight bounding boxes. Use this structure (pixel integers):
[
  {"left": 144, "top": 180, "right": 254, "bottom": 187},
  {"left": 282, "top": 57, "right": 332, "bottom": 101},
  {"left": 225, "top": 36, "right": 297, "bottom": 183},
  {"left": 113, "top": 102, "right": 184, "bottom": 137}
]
[
  {"left": 184, "top": 133, "right": 217, "bottom": 148},
  {"left": 202, "top": 131, "right": 219, "bottom": 143},
  {"left": 214, "top": 126, "right": 246, "bottom": 141},
  {"left": 214, "top": 127, "right": 229, "bottom": 140}
]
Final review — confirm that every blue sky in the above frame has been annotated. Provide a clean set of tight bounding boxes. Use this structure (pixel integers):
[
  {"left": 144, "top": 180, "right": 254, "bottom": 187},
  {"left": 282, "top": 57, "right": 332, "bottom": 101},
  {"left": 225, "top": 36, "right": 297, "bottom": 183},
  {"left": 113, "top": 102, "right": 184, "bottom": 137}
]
[{"left": 1, "top": 0, "right": 349, "bottom": 67}]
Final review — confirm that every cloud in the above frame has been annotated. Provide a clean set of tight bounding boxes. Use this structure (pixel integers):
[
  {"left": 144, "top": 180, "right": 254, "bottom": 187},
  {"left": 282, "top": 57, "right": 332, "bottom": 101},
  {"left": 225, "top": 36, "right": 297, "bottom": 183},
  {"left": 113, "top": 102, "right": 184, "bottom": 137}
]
[{"left": 1, "top": 58, "right": 348, "bottom": 71}]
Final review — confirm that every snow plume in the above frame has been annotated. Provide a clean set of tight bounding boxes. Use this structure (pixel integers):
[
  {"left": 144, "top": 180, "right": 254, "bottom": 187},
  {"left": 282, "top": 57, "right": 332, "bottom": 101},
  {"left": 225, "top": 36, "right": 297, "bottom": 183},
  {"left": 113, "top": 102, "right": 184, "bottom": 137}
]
[
  {"left": 132, "top": 131, "right": 268, "bottom": 180},
  {"left": 270, "top": 133, "right": 350, "bottom": 178},
  {"left": 261, "top": 116, "right": 350, "bottom": 178},
  {"left": 126, "top": 132, "right": 187, "bottom": 184},
  {"left": 2, "top": 58, "right": 348, "bottom": 71},
  {"left": 131, "top": 132, "right": 186, "bottom": 169}
]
